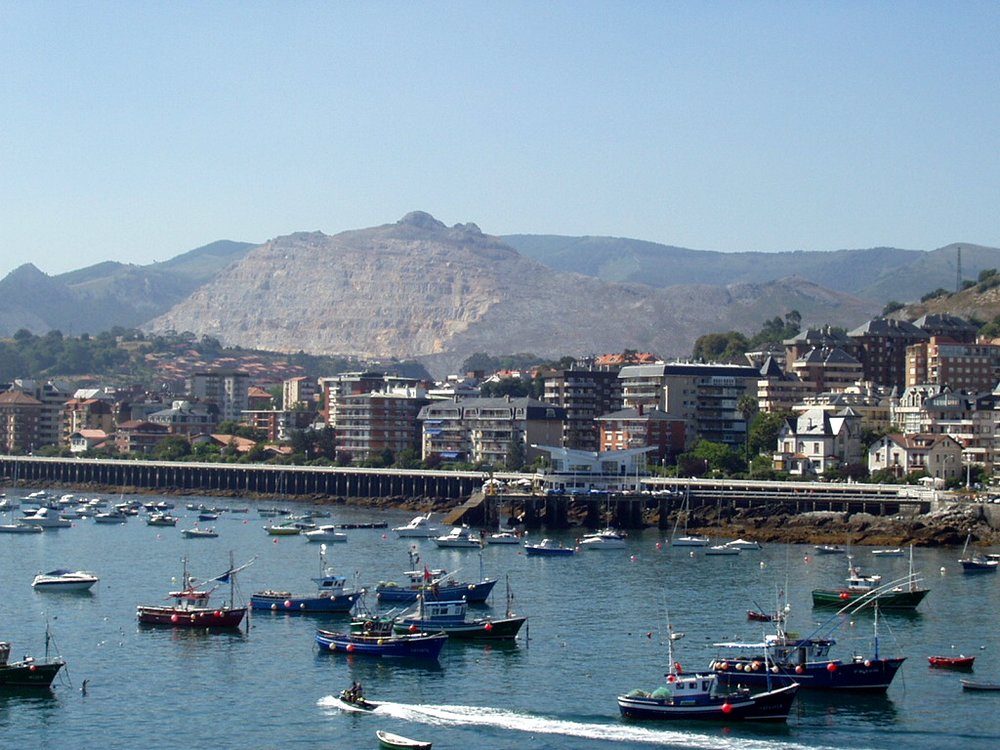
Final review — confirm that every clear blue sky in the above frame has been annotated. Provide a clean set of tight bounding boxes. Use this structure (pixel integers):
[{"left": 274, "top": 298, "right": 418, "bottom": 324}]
[{"left": 2, "top": 2, "right": 998, "bottom": 281}]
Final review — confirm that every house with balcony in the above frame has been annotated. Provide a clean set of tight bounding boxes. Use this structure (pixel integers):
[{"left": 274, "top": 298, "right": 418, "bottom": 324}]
[
  {"left": 772, "top": 406, "right": 863, "bottom": 476},
  {"left": 867, "top": 433, "right": 963, "bottom": 481}
]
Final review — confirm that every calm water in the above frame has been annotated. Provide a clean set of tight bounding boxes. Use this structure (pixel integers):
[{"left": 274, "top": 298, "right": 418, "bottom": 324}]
[{"left": 1, "top": 489, "right": 999, "bottom": 750}]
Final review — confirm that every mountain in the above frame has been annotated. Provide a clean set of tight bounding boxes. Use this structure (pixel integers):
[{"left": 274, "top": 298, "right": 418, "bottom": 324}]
[
  {"left": 0, "top": 241, "right": 257, "bottom": 337},
  {"left": 145, "top": 212, "right": 879, "bottom": 376},
  {"left": 501, "top": 236, "right": 1000, "bottom": 304}
]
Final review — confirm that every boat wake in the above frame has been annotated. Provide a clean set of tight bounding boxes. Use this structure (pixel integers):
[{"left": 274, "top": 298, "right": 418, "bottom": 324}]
[{"left": 317, "top": 697, "right": 853, "bottom": 750}]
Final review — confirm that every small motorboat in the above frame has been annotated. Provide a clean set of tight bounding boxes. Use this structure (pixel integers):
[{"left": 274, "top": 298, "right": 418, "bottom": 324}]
[
  {"left": 486, "top": 530, "right": 522, "bottom": 544},
  {"left": 0, "top": 522, "right": 43, "bottom": 534},
  {"left": 392, "top": 513, "right": 440, "bottom": 538},
  {"left": 813, "top": 545, "right": 846, "bottom": 554},
  {"left": 432, "top": 526, "right": 483, "bottom": 548},
  {"left": 578, "top": 528, "right": 627, "bottom": 550},
  {"left": 871, "top": 548, "right": 905, "bottom": 557},
  {"left": 304, "top": 525, "right": 348, "bottom": 543},
  {"left": 725, "top": 539, "right": 762, "bottom": 550},
  {"left": 704, "top": 544, "right": 741, "bottom": 556},
  {"left": 32, "top": 569, "right": 100, "bottom": 592},
  {"left": 265, "top": 522, "right": 301, "bottom": 536},
  {"left": 671, "top": 535, "right": 710, "bottom": 547},
  {"left": 928, "top": 655, "right": 975, "bottom": 669},
  {"left": 376, "top": 729, "right": 432, "bottom": 750},
  {"left": 182, "top": 527, "right": 219, "bottom": 539},
  {"left": 961, "top": 679, "right": 1000, "bottom": 691},
  {"left": 523, "top": 538, "right": 575, "bottom": 556},
  {"left": 147, "top": 513, "right": 179, "bottom": 527}
]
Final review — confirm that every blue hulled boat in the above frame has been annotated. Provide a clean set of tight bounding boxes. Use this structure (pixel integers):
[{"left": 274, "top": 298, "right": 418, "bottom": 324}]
[
  {"left": 315, "top": 616, "right": 447, "bottom": 659},
  {"left": 523, "top": 538, "right": 575, "bottom": 556},
  {"left": 251, "top": 546, "right": 361, "bottom": 614},
  {"left": 376, "top": 547, "right": 496, "bottom": 603},
  {"left": 712, "top": 606, "right": 904, "bottom": 691}
]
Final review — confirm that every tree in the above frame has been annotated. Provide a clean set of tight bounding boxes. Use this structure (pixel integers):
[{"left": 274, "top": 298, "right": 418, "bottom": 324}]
[
  {"left": 691, "top": 332, "right": 749, "bottom": 362},
  {"left": 749, "top": 411, "right": 789, "bottom": 458}
]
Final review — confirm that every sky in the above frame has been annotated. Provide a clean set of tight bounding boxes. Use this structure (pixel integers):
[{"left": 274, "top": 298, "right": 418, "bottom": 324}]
[{"left": 1, "top": 2, "right": 999, "bottom": 281}]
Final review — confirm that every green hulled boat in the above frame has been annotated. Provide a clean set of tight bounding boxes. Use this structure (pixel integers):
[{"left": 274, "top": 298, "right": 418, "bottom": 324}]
[{"left": 812, "top": 551, "right": 928, "bottom": 611}]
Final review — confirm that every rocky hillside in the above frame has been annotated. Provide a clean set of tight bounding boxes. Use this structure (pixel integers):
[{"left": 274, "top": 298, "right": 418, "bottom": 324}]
[{"left": 146, "top": 212, "right": 878, "bottom": 376}]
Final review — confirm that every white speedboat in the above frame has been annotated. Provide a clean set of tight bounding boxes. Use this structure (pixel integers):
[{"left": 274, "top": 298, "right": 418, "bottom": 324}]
[
  {"left": 304, "top": 525, "right": 348, "bottom": 543},
  {"left": 671, "top": 535, "right": 710, "bottom": 547},
  {"left": 487, "top": 530, "right": 522, "bottom": 544},
  {"left": 20, "top": 507, "right": 72, "bottom": 528},
  {"left": 725, "top": 538, "right": 762, "bottom": 550},
  {"left": 433, "top": 526, "right": 484, "bottom": 548},
  {"left": 871, "top": 548, "right": 904, "bottom": 557},
  {"left": 392, "top": 513, "right": 440, "bottom": 538},
  {"left": 578, "top": 528, "right": 627, "bottom": 550},
  {"left": 181, "top": 527, "right": 219, "bottom": 539},
  {"left": 32, "top": 569, "right": 100, "bottom": 591}
]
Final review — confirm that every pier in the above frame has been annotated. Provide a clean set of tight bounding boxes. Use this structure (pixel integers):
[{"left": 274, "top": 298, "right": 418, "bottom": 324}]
[{"left": 0, "top": 457, "right": 932, "bottom": 529}]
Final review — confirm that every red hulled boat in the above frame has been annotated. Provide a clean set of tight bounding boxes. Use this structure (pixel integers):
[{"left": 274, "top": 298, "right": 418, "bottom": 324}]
[{"left": 137, "top": 554, "right": 254, "bottom": 630}]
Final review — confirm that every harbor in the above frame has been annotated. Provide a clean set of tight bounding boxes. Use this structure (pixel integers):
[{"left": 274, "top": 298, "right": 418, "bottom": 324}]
[{"left": 1, "top": 487, "right": 998, "bottom": 750}]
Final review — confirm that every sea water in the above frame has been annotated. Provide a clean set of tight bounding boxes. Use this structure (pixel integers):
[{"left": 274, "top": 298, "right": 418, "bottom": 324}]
[{"left": 0, "top": 489, "right": 998, "bottom": 750}]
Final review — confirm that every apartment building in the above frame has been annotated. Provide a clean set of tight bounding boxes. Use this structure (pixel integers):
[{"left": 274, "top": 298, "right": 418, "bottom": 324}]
[
  {"left": 596, "top": 406, "right": 686, "bottom": 465},
  {"left": 335, "top": 386, "right": 430, "bottom": 462},
  {"left": 848, "top": 318, "right": 928, "bottom": 391},
  {"left": 0, "top": 390, "right": 42, "bottom": 453},
  {"left": 619, "top": 363, "right": 759, "bottom": 451},
  {"left": 543, "top": 369, "right": 622, "bottom": 450},
  {"left": 187, "top": 370, "right": 250, "bottom": 423},
  {"left": 867, "top": 433, "right": 964, "bottom": 481},
  {"left": 905, "top": 336, "right": 1000, "bottom": 392},
  {"left": 772, "top": 406, "right": 863, "bottom": 476}
]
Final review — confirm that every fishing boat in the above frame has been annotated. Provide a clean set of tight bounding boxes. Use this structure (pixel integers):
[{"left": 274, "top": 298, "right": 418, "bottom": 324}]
[
  {"left": 376, "top": 548, "right": 497, "bottom": 603},
  {"left": 523, "top": 538, "right": 575, "bottom": 556},
  {"left": 747, "top": 609, "right": 779, "bottom": 622},
  {"left": 961, "top": 679, "right": 1000, "bottom": 691},
  {"left": 376, "top": 729, "right": 432, "bottom": 750},
  {"left": 31, "top": 569, "right": 100, "bottom": 592},
  {"left": 928, "top": 655, "right": 975, "bottom": 669},
  {"left": 578, "top": 528, "right": 627, "bottom": 550},
  {"left": 182, "top": 527, "right": 219, "bottom": 539},
  {"left": 811, "top": 550, "right": 929, "bottom": 610},
  {"left": 618, "top": 617, "right": 798, "bottom": 721},
  {"left": 137, "top": 554, "right": 254, "bottom": 629},
  {"left": 303, "top": 525, "right": 348, "bottom": 543},
  {"left": 432, "top": 526, "right": 483, "bottom": 548},
  {"left": 251, "top": 545, "right": 361, "bottom": 613},
  {"left": 712, "top": 604, "right": 904, "bottom": 691},
  {"left": 315, "top": 617, "right": 448, "bottom": 659},
  {"left": 392, "top": 512, "right": 440, "bottom": 538},
  {"left": 392, "top": 580, "right": 526, "bottom": 640},
  {"left": 958, "top": 533, "right": 999, "bottom": 573},
  {"left": 0, "top": 637, "right": 65, "bottom": 688}
]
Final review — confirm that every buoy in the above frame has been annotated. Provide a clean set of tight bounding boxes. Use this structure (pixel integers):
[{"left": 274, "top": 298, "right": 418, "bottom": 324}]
[
  {"left": 759, "top": 561, "right": 766, "bottom": 569},
  {"left": 409, "top": 624, "right": 418, "bottom": 633},
  {"left": 273, "top": 538, "right": 278, "bottom": 544},
  {"left": 346, "top": 643, "right": 355, "bottom": 652},
  {"left": 655, "top": 542, "right": 662, "bottom": 550},
  {"left": 804, "top": 555, "right": 811, "bottom": 563},
  {"left": 839, "top": 592, "right": 850, "bottom": 600},
  {"left": 771, "top": 665, "right": 780, "bottom": 673},
  {"left": 827, "top": 662, "right": 838, "bottom": 672},
  {"left": 751, "top": 661, "right": 761, "bottom": 671},
  {"left": 270, "top": 603, "right": 277, "bottom": 611},
  {"left": 718, "top": 661, "right": 728, "bottom": 670},
  {"left": 284, "top": 600, "right": 293, "bottom": 609},
  {"left": 666, "top": 674, "right": 676, "bottom": 683},
  {"left": 795, "top": 665, "right": 804, "bottom": 674},
  {"left": 377, "top": 639, "right": 384, "bottom": 645},
  {"left": 300, "top": 603, "right": 306, "bottom": 610},
  {"left": 29, "top": 664, "right": 37, "bottom": 672},
  {"left": 214, "top": 611, "right": 222, "bottom": 618},
  {"left": 721, "top": 702, "right": 733, "bottom": 714},
  {"left": 646, "top": 631, "right": 653, "bottom": 639},
  {"left": 864, "top": 660, "right": 872, "bottom": 667},
  {"left": 630, "top": 555, "right": 636, "bottom": 562},
  {"left": 485, "top": 622, "right": 493, "bottom": 632},
  {"left": 329, "top": 642, "right": 336, "bottom": 651}
]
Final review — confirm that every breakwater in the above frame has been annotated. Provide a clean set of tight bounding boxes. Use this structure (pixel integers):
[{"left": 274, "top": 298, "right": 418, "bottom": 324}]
[{"left": 1, "top": 456, "right": 933, "bottom": 530}]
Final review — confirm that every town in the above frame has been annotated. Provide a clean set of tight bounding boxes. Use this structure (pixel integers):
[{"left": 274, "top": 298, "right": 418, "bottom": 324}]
[{"left": 1, "top": 311, "right": 997, "bottom": 497}]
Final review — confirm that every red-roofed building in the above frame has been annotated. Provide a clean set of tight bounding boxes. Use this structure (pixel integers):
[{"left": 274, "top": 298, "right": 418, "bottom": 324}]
[{"left": 0, "top": 390, "right": 43, "bottom": 453}]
